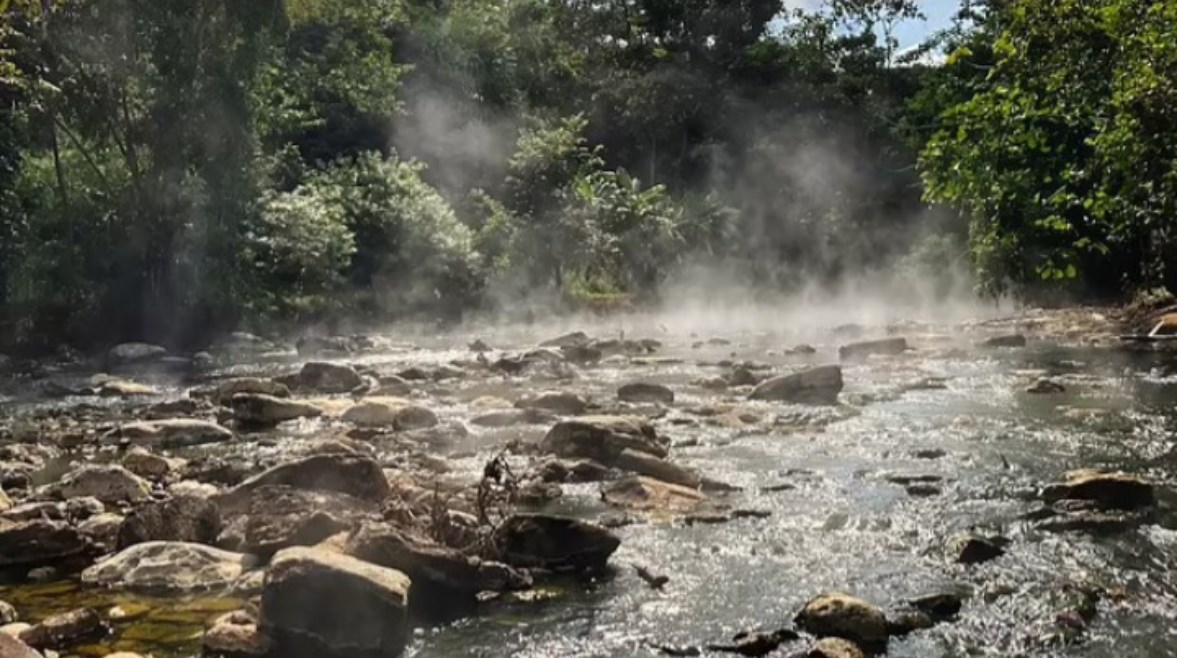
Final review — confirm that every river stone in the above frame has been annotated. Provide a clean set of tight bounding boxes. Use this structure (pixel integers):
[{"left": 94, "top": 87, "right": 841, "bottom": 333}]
[
  {"left": 18, "top": 607, "right": 104, "bottom": 650},
  {"left": 981, "top": 334, "right": 1027, "bottom": 348},
  {"left": 1025, "top": 377, "right": 1065, "bottom": 394},
  {"left": 749, "top": 366, "right": 843, "bottom": 404},
  {"left": 0, "top": 602, "right": 15, "bottom": 625},
  {"left": 2, "top": 501, "right": 64, "bottom": 522},
  {"left": 491, "top": 514, "right": 619, "bottom": 572},
  {"left": 346, "top": 522, "right": 529, "bottom": 594},
  {"left": 211, "top": 377, "right": 291, "bottom": 404},
  {"left": 0, "top": 489, "right": 10, "bottom": 514},
  {"left": 601, "top": 476, "right": 707, "bottom": 513},
  {"left": 117, "top": 496, "right": 221, "bottom": 548},
  {"left": 809, "top": 637, "right": 866, "bottom": 658},
  {"left": 97, "top": 378, "right": 158, "bottom": 397},
  {"left": 51, "top": 465, "right": 150, "bottom": 505},
  {"left": 539, "top": 331, "right": 590, "bottom": 348},
  {"left": 103, "top": 418, "right": 233, "bottom": 448},
  {"left": 540, "top": 416, "right": 668, "bottom": 464},
  {"left": 298, "top": 362, "right": 363, "bottom": 393},
  {"left": 949, "top": 532, "right": 1006, "bottom": 564},
  {"left": 260, "top": 546, "right": 411, "bottom": 658},
  {"left": 613, "top": 449, "right": 700, "bottom": 488},
  {"left": 516, "top": 391, "right": 588, "bottom": 415},
  {"left": 82, "top": 541, "right": 258, "bottom": 593},
  {"left": 795, "top": 592, "right": 888, "bottom": 647},
  {"left": 109, "top": 342, "right": 167, "bottom": 364},
  {"left": 838, "top": 337, "right": 908, "bottom": 360},
  {"left": 78, "top": 513, "right": 124, "bottom": 548},
  {"left": 470, "top": 409, "right": 552, "bottom": 428},
  {"left": 219, "top": 454, "right": 391, "bottom": 509},
  {"left": 0, "top": 520, "right": 90, "bottom": 567},
  {"left": 617, "top": 382, "right": 675, "bottom": 404},
  {"left": 218, "top": 485, "right": 379, "bottom": 557},
  {"left": 204, "top": 610, "right": 272, "bottom": 657},
  {"left": 121, "top": 448, "right": 181, "bottom": 479},
  {"left": 230, "top": 393, "right": 323, "bottom": 425},
  {"left": 1042, "top": 469, "right": 1155, "bottom": 510},
  {"left": 0, "top": 633, "right": 38, "bottom": 658},
  {"left": 342, "top": 398, "right": 438, "bottom": 431}
]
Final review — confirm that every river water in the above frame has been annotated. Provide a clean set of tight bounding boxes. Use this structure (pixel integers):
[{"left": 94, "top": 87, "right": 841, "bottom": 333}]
[{"left": 2, "top": 310, "right": 1176, "bottom": 658}]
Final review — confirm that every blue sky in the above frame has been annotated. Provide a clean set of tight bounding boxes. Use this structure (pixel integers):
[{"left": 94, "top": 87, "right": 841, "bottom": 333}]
[{"left": 786, "top": 0, "right": 960, "bottom": 48}]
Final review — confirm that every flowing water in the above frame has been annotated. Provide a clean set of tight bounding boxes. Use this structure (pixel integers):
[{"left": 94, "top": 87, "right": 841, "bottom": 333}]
[{"left": 2, "top": 311, "right": 1177, "bottom": 658}]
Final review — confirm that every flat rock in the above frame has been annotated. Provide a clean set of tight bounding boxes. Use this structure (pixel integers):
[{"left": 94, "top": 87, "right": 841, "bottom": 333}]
[
  {"left": 117, "top": 496, "right": 221, "bottom": 548},
  {"left": 795, "top": 592, "right": 888, "bottom": 647},
  {"left": 210, "top": 378, "right": 290, "bottom": 404},
  {"left": 600, "top": 476, "right": 707, "bottom": 513},
  {"left": 516, "top": 391, "right": 588, "bottom": 415},
  {"left": 491, "top": 514, "right": 620, "bottom": 572},
  {"left": 260, "top": 546, "right": 411, "bottom": 658},
  {"left": 1042, "top": 469, "right": 1154, "bottom": 510},
  {"left": 617, "top": 382, "right": 674, "bottom": 404},
  {"left": 122, "top": 448, "right": 182, "bottom": 479},
  {"left": 298, "top": 362, "right": 363, "bottom": 394},
  {"left": 219, "top": 454, "right": 391, "bottom": 508},
  {"left": 50, "top": 465, "right": 150, "bottom": 505},
  {"left": 613, "top": 449, "right": 700, "bottom": 488},
  {"left": 108, "top": 342, "right": 167, "bottom": 364},
  {"left": 540, "top": 416, "right": 668, "bottom": 464},
  {"left": 538, "top": 331, "right": 590, "bottom": 348},
  {"left": 81, "top": 541, "right": 258, "bottom": 593},
  {"left": 470, "top": 409, "right": 552, "bottom": 428},
  {"left": 949, "top": 532, "right": 1007, "bottom": 564},
  {"left": 342, "top": 398, "right": 438, "bottom": 430},
  {"left": 980, "top": 334, "right": 1027, "bottom": 348},
  {"left": 218, "top": 485, "right": 379, "bottom": 557},
  {"left": 103, "top": 418, "right": 233, "bottom": 448},
  {"left": 0, "top": 520, "right": 90, "bottom": 568},
  {"left": 749, "top": 366, "right": 843, "bottom": 405},
  {"left": 18, "top": 607, "right": 104, "bottom": 651},
  {"left": 838, "top": 337, "right": 907, "bottom": 360},
  {"left": 97, "top": 379, "right": 158, "bottom": 397},
  {"left": 230, "top": 394, "right": 323, "bottom": 425}
]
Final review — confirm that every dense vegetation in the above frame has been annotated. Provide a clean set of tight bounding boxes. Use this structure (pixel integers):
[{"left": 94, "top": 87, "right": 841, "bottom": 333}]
[{"left": 0, "top": 0, "right": 1174, "bottom": 353}]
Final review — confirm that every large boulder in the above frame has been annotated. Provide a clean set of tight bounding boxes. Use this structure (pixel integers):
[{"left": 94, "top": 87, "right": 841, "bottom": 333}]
[
  {"left": 230, "top": 394, "right": 322, "bottom": 426},
  {"left": 102, "top": 419, "right": 233, "bottom": 449},
  {"left": 617, "top": 382, "right": 675, "bottom": 404},
  {"left": 749, "top": 366, "right": 843, "bottom": 405},
  {"left": 218, "top": 485, "right": 380, "bottom": 557},
  {"left": 81, "top": 541, "right": 258, "bottom": 593},
  {"left": 218, "top": 454, "right": 391, "bottom": 508},
  {"left": 0, "top": 634, "right": 40, "bottom": 658},
  {"left": 297, "top": 362, "right": 363, "bottom": 394},
  {"left": 342, "top": 398, "right": 438, "bottom": 431},
  {"left": 795, "top": 592, "right": 888, "bottom": 647},
  {"left": 613, "top": 449, "right": 700, "bottom": 489},
  {"left": 1042, "top": 470, "right": 1155, "bottom": 510},
  {"left": 516, "top": 391, "right": 589, "bottom": 415},
  {"left": 540, "top": 416, "right": 668, "bottom": 464},
  {"left": 600, "top": 476, "right": 707, "bottom": 513},
  {"left": 345, "top": 522, "right": 529, "bottom": 594},
  {"left": 490, "top": 514, "right": 620, "bottom": 572},
  {"left": 50, "top": 465, "right": 150, "bottom": 505},
  {"left": 0, "top": 520, "right": 90, "bottom": 568},
  {"left": 117, "top": 496, "right": 221, "bottom": 548},
  {"left": 260, "top": 546, "right": 411, "bottom": 658},
  {"left": 837, "top": 337, "right": 907, "bottom": 361},
  {"left": 108, "top": 342, "right": 167, "bottom": 364}
]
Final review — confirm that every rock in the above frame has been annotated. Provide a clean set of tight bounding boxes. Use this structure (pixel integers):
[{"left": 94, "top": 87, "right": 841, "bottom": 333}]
[
  {"left": 808, "top": 637, "right": 865, "bottom": 658},
  {"left": 790, "top": 344, "right": 818, "bottom": 355},
  {"left": 64, "top": 497, "right": 103, "bottom": 520},
  {"left": 728, "top": 367, "right": 760, "bottom": 387},
  {"left": 980, "top": 334, "right": 1027, "bottom": 348},
  {"left": 298, "top": 362, "right": 363, "bottom": 393},
  {"left": 601, "top": 476, "right": 707, "bottom": 513},
  {"left": 705, "top": 629, "right": 798, "bottom": 656},
  {"left": 169, "top": 480, "right": 220, "bottom": 498},
  {"left": 795, "top": 592, "right": 888, "bottom": 647},
  {"left": 108, "top": 342, "right": 167, "bottom": 363},
  {"left": 97, "top": 378, "right": 158, "bottom": 397},
  {"left": 909, "top": 592, "right": 963, "bottom": 621},
  {"left": 1, "top": 502, "right": 64, "bottom": 522},
  {"left": 342, "top": 399, "right": 438, "bottom": 431},
  {"left": 491, "top": 514, "right": 619, "bottom": 572},
  {"left": 540, "top": 416, "right": 667, "bottom": 464},
  {"left": 82, "top": 541, "right": 257, "bottom": 593},
  {"left": 516, "top": 391, "right": 588, "bottom": 415},
  {"left": 613, "top": 449, "right": 700, "bottom": 489},
  {"left": 260, "top": 546, "right": 411, "bottom": 658},
  {"left": 211, "top": 378, "right": 291, "bottom": 404},
  {"left": 117, "top": 496, "right": 221, "bottom": 548},
  {"left": 838, "top": 337, "right": 907, "bottom": 361},
  {"left": 1042, "top": 469, "right": 1154, "bottom": 510},
  {"left": 560, "top": 344, "right": 602, "bottom": 364},
  {"left": 50, "top": 465, "right": 150, "bottom": 505},
  {"left": 539, "top": 331, "right": 590, "bottom": 348},
  {"left": 204, "top": 610, "right": 272, "bottom": 657},
  {"left": 694, "top": 375, "right": 729, "bottom": 391},
  {"left": 470, "top": 409, "right": 552, "bottom": 428},
  {"left": 373, "top": 376, "right": 412, "bottom": 397},
  {"left": 346, "top": 522, "right": 529, "bottom": 594},
  {"left": 617, "top": 382, "right": 674, "bottom": 404},
  {"left": 219, "top": 454, "right": 391, "bottom": 507},
  {"left": 103, "top": 418, "right": 233, "bottom": 448},
  {"left": 18, "top": 608, "right": 104, "bottom": 651},
  {"left": 122, "top": 448, "right": 181, "bottom": 479},
  {"left": 77, "top": 513, "right": 123, "bottom": 548},
  {"left": 26, "top": 567, "right": 56, "bottom": 582},
  {"left": 748, "top": 366, "right": 843, "bottom": 405},
  {"left": 0, "top": 602, "right": 15, "bottom": 625},
  {"left": 949, "top": 533, "right": 1007, "bottom": 564},
  {"left": 218, "top": 485, "right": 379, "bottom": 557},
  {"left": 1025, "top": 378, "right": 1065, "bottom": 394},
  {"left": 230, "top": 394, "right": 322, "bottom": 425},
  {"left": 0, "top": 634, "right": 39, "bottom": 658},
  {"left": 0, "top": 623, "right": 31, "bottom": 638}
]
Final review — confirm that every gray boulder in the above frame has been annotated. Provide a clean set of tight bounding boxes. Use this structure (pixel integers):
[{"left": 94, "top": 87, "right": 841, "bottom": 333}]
[
  {"left": 540, "top": 416, "right": 668, "bottom": 464},
  {"left": 749, "top": 366, "right": 843, "bottom": 405},
  {"left": 81, "top": 541, "right": 258, "bottom": 593},
  {"left": 103, "top": 418, "right": 233, "bottom": 448},
  {"left": 117, "top": 496, "right": 221, "bottom": 548},
  {"left": 491, "top": 514, "right": 620, "bottom": 572}
]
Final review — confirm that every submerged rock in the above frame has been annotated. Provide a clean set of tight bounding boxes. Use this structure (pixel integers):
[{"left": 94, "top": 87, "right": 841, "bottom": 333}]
[
  {"left": 748, "top": 366, "right": 843, "bottom": 405},
  {"left": 540, "top": 416, "right": 668, "bottom": 464},
  {"left": 230, "top": 393, "right": 322, "bottom": 425},
  {"left": 82, "top": 541, "right": 257, "bottom": 593},
  {"left": 103, "top": 418, "right": 233, "bottom": 448},
  {"left": 117, "top": 495, "right": 221, "bottom": 548},
  {"left": 795, "top": 592, "right": 888, "bottom": 647},
  {"left": 50, "top": 465, "right": 150, "bottom": 505},
  {"left": 260, "top": 546, "right": 411, "bottom": 658},
  {"left": 0, "top": 520, "right": 90, "bottom": 568},
  {"left": 1041, "top": 469, "right": 1155, "bottom": 510},
  {"left": 838, "top": 337, "right": 907, "bottom": 361},
  {"left": 617, "top": 382, "right": 675, "bottom": 404},
  {"left": 600, "top": 476, "right": 707, "bottom": 513},
  {"left": 491, "top": 514, "right": 620, "bottom": 572},
  {"left": 346, "top": 522, "right": 529, "bottom": 594}
]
